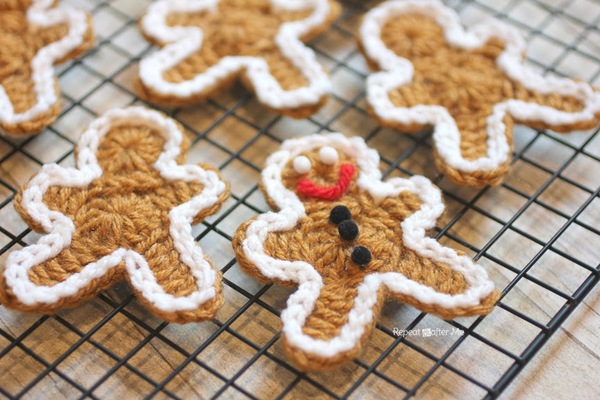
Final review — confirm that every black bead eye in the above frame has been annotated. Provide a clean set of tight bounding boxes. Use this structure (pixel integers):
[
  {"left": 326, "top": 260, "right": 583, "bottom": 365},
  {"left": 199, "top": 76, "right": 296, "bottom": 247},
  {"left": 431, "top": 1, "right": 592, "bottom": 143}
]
[
  {"left": 338, "top": 220, "right": 359, "bottom": 241},
  {"left": 351, "top": 246, "right": 372, "bottom": 268},
  {"left": 329, "top": 205, "right": 352, "bottom": 225}
]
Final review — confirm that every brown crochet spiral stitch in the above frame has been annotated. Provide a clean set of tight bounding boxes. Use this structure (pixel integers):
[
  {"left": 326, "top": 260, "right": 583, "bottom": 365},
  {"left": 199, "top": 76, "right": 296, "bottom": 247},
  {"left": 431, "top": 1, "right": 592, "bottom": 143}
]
[
  {"left": 0, "top": 0, "right": 94, "bottom": 135},
  {"left": 0, "top": 112, "right": 229, "bottom": 323}
]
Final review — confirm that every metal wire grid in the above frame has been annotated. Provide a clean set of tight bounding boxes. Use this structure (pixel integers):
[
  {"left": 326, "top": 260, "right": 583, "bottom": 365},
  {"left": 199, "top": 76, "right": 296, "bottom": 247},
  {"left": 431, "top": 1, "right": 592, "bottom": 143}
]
[{"left": 0, "top": 0, "right": 598, "bottom": 398}]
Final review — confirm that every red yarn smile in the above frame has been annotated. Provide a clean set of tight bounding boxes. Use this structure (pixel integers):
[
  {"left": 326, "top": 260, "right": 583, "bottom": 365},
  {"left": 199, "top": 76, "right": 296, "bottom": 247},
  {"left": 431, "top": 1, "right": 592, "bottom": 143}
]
[{"left": 297, "top": 164, "right": 355, "bottom": 200}]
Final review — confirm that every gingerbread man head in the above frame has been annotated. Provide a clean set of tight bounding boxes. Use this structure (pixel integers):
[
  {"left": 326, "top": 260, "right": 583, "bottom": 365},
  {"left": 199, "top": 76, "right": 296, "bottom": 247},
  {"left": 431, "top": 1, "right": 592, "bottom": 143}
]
[
  {"left": 234, "top": 133, "right": 499, "bottom": 370},
  {"left": 276, "top": 136, "right": 362, "bottom": 202}
]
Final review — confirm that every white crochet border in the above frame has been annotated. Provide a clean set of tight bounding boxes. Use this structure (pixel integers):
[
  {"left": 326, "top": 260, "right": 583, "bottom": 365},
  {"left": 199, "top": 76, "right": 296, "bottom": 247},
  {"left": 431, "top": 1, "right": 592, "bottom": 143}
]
[
  {"left": 139, "top": 0, "right": 332, "bottom": 110},
  {"left": 240, "top": 133, "right": 496, "bottom": 359},
  {"left": 0, "top": 0, "right": 90, "bottom": 127},
  {"left": 4, "top": 106, "right": 228, "bottom": 314},
  {"left": 360, "top": 0, "right": 600, "bottom": 174}
]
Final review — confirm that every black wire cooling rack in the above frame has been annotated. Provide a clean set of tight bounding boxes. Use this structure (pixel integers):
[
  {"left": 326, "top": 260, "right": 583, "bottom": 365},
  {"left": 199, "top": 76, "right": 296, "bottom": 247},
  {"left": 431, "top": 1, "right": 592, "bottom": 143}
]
[{"left": 1, "top": 0, "right": 599, "bottom": 398}]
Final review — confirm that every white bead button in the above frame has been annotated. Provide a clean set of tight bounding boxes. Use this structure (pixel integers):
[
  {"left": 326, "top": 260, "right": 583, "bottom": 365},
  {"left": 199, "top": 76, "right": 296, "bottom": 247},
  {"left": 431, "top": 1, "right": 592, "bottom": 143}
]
[
  {"left": 319, "top": 146, "right": 338, "bottom": 165},
  {"left": 293, "top": 155, "right": 312, "bottom": 174}
]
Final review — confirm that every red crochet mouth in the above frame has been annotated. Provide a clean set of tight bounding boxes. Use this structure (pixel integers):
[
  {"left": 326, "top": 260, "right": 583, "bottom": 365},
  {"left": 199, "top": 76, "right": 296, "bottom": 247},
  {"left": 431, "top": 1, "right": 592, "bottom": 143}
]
[{"left": 296, "top": 163, "right": 355, "bottom": 201}]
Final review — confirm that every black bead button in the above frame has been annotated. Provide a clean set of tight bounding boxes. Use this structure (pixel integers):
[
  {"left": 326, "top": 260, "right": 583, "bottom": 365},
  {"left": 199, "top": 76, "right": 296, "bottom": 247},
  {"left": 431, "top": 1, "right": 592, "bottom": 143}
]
[
  {"left": 351, "top": 246, "right": 372, "bottom": 268},
  {"left": 338, "top": 220, "right": 359, "bottom": 241},
  {"left": 329, "top": 205, "right": 352, "bottom": 225}
]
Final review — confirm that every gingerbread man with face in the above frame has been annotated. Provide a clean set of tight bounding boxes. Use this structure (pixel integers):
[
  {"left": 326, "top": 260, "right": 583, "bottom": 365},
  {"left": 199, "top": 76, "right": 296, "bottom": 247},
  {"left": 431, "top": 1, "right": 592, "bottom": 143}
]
[{"left": 233, "top": 133, "right": 499, "bottom": 370}]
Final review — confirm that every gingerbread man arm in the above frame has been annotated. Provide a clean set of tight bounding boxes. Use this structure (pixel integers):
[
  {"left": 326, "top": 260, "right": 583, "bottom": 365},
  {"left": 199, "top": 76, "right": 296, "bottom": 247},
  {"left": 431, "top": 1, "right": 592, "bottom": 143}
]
[
  {"left": 0, "top": 0, "right": 94, "bottom": 135},
  {"left": 360, "top": 0, "right": 600, "bottom": 186},
  {"left": 137, "top": 0, "right": 340, "bottom": 117},
  {"left": 0, "top": 107, "right": 228, "bottom": 323},
  {"left": 165, "top": 164, "right": 229, "bottom": 225}
]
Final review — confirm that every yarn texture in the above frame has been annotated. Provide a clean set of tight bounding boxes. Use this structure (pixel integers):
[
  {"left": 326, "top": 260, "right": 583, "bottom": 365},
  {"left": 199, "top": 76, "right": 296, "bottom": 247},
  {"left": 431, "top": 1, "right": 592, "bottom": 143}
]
[
  {"left": 0, "top": 0, "right": 94, "bottom": 136},
  {"left": 232, "top": 133, "right": 499, "bottom": 371},
  {"left": 137, "top": 0, "right": 341, "bottom": 118},
  {"left": 359, "top": 0, "right": 600, "bottom": 187},
  {"left": 0, "top": 107, "right": 229, "bottom": 323}
]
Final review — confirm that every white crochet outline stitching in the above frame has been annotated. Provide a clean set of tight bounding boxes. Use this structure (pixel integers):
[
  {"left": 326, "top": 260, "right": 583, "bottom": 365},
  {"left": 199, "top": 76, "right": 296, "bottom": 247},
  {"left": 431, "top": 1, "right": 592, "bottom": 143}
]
[
  {"left": 240, "top": 133, "right": 496, "bottom": 359},
  {"left": 0, "top": 0, "right": 90, "bottom": 128},
  {"left": 3, "top": 106, "right": 228, "bottom": 314},
  {"left": 139, "top": 0, "right": 333, "bottom": 110},
  {"left": 360, "top": 0, "right": 600, "bottom": 174}
]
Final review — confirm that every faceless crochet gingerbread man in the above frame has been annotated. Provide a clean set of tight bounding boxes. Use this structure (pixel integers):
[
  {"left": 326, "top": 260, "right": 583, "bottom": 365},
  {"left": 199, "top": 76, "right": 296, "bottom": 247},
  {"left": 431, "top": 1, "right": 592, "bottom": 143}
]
[
  {"left": 138, "top": 0, "right": 340, "bottom": 118},
  {"left": 233, "top": 133, "right": 499, "bottom": 371},
  {"left": 360, "top": 0, "right": 600, "bottom": 186},
  {"left": 0, "top": 0, "right": 94, "bottom": 135},
  {"left": 0, "top": 107, "right": 229, "bottom": 323}
]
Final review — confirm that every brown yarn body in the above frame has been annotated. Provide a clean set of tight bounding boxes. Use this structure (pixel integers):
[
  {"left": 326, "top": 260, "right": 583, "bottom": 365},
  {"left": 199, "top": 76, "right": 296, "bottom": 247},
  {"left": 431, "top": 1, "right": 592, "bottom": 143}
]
[
  {"left": 233, "top": 148, "right": 500, "bottom": 370},
  {"left": 0, "top": 1, "right": 94, "bottom": 135},
  {"left": 137, "top": 0, "right": 341, "bottom": 118},
  {"left": 359, "top": 14, "right": 600, "bottom": 186},
  {"left": 0, "top": 123, "right": 229, "bottom": 323}
]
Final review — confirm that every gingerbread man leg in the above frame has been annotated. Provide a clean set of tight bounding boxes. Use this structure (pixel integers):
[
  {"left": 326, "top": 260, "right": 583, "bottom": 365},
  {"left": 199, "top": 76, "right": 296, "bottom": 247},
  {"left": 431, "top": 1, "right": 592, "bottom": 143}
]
[
  {"left": 385, "top": 247, "right": 499, "bottom": 319},
  {"left": 132, "top": 214, "right": 224, "bottom": 323}
]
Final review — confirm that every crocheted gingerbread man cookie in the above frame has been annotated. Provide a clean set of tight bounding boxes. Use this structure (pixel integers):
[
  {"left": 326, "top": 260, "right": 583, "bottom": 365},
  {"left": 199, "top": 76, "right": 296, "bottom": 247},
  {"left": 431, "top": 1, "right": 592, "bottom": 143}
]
[
  {"left": 0, "top": 0, "right": 94, "bottom": 136},
  {"left": 0, "top": 107, "right": 229, "bottom": 323},
  {"left": 359, "top": 0, "right": 600, "bottom": 187},
  {"left": 137, "top": 0, "right": 341, "bottom": 118},
  {"left": 233, "top": 133, "right": 499, "bottom": 370}
]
